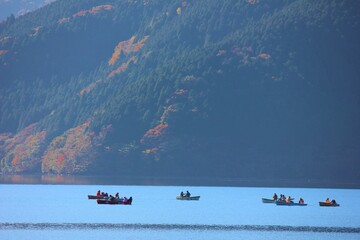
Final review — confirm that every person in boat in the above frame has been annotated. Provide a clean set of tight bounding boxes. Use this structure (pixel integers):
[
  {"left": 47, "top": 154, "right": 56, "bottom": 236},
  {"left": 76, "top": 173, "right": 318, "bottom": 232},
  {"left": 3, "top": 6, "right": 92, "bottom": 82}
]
[
  {"left": 115, "top": 192, "right": 119, "bottom": 199},
  {"left": 273, "top": 193, "right": 278, "bottom": 201},
  {"left": 96, "top": 190, "right": 101, "bottom": 196},
  {"left": 280, "top": 194, "right": 285, "bottom": 201},
  {"left": 299, "top": 198, "right": 304, "bottom": 204},
  {"left": 109, "top": 195, "right": 115, "bottom": 201},
  {"left": 186, "top": 191, "right": 191, "bottom": 197},
  {"left": 331, "top": 199, "right": 337, "bottom": 204},
  {"left": 325, "top": 198, "right": 330, "bottom": 203},
  {"left": 180, "top": 191, "right": 184, "bottom": 197},
  {"left": 286, "top": 196, "right": 292, "bottom": 203}
]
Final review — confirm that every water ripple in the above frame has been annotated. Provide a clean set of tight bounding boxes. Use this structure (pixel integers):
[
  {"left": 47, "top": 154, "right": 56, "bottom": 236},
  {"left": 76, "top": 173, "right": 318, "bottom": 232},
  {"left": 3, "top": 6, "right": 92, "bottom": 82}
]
[{"left": 1, "top": 223, "right": 359, "bottom": 233}]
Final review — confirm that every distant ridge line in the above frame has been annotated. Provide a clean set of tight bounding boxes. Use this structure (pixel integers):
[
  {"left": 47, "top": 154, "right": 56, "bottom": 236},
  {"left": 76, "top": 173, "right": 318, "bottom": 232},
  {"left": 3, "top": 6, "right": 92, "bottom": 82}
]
[{"left": 1, "top": 223, "right": 359, "bottom": 233}]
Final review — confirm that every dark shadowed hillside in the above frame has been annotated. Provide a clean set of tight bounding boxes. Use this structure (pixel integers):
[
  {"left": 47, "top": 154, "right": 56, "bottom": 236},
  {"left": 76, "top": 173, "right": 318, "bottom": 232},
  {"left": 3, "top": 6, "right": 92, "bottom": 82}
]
[{"left": 0, "top": 0, "right": 359, "bottom": 187}]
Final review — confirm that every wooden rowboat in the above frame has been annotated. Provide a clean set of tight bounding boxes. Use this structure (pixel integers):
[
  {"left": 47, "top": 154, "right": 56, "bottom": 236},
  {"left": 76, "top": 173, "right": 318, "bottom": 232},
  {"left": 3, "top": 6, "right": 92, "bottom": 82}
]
[
  {"left": 276, "top": 201, "right": 307, "bottom": 206},
  {"left": 176, "top": 196, "right": 200, "bottom": 200},
  {"left": 319, "top": 201, "right": 340, "bottom": 207},
  {"left": 88, "top": 195, "right": 105, "bottom": 199},
  {"left": 262, "top": 197, "right": 294, "bottom": 203},
  {"left": 262, "top": 198, "right": 276, "bottom": 203}
]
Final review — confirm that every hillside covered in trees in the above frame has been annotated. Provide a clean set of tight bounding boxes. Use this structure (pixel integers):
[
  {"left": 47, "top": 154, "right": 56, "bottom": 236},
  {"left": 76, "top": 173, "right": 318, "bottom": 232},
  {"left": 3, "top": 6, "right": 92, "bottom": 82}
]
[
  {"left": 0, "top": 0, "right": 55, "bottom": 20},
  {"left": 1, "top": 0, "right": 359, "bottom": 187}
]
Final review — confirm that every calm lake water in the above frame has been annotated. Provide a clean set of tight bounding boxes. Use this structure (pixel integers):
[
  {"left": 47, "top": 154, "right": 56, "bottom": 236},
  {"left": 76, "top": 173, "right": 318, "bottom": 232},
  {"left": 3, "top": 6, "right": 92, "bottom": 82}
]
[{"left": 0, "top": 184, "right": 359, "bottom": 240}]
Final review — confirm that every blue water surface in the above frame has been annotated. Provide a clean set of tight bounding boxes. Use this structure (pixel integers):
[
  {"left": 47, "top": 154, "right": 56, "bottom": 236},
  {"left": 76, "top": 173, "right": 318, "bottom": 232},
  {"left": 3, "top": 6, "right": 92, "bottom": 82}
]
[{"left": 0, "top": 184, "right": 359, "bottom": 239}]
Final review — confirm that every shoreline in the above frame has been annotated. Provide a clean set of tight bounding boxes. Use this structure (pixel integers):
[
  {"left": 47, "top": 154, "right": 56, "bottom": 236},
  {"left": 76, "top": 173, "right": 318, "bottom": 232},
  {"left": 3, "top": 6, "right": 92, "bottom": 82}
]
[{"left": 1, "top": 174, "right": 359, "bottom": 189}]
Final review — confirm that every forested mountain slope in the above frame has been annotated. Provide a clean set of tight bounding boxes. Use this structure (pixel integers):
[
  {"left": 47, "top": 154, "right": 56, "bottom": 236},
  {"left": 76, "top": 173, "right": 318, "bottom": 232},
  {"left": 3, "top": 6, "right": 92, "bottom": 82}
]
[
  {"left": 0, "top": 0, "right": 359, "bottom": 186},
  {"left": 0, "top": 0, "right": 55, "bottom": 20}
]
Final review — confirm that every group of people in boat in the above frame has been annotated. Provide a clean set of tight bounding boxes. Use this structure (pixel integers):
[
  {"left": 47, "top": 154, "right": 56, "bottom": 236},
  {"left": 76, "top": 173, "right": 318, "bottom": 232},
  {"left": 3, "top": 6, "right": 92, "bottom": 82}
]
[
  {"left": 273, "top": 193, "right": 305, "bottom": 204},
  {"left": 96, "top": 190, "right": 132, "bottom": 203},
  {"left": 96, "top": 190, "right": 109, "bottom": 197},
  {"left": 180, "top": 190, "right": 191, "bottom": 197},
  {"left": 325, "top": 197, "right": 337, "bottom": 204},
  {"left": 96, "top": 190, "right": 120, "bottom": 198},
  {"left": 272, "top": 193, "right": 337, "bottom": 204}
]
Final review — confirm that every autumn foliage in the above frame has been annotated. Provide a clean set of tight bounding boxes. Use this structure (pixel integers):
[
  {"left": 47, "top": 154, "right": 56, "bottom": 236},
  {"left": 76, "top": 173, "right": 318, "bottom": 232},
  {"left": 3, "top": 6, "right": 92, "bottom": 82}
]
[
  {"left": 0, "top": 124, "right": 46, "bottom": 173},
  {"left": 41, "top": 120, "right": 111, "bottom": 174},
  {"left": 79, "top": 79, "right": 102, "bottom": 95},
  {"left": 108, "top": 36, "right": 148, "bottom": 65},
  {"left": 140, "top": 123, "right": 168, "bottom": 147},
  {"left": 142, "top": 147, "right": 159, "bottom": 161},
  {"left": 216, "top": 45, "right": 271, "bottom": 65},
  {"left": 258, "top": 53, "right": 271, "bottom": 59},
  {"left": 73, "top": 5, "right": 113, "bottom": 17},
  {"left": 0, "top": 119, "right": 111, "bottom": 174},
  {"left": 107, "top": 56, "right": 138, "bottom": 79},
  {"left": 58, "top": 5, "right": 113, "bottom": 24},
  {"left": 175, "top": 89, "right": 188, "bottom": 95},
  {"left": 79, "top": 35, "right": 148, "bottom": 95}
]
